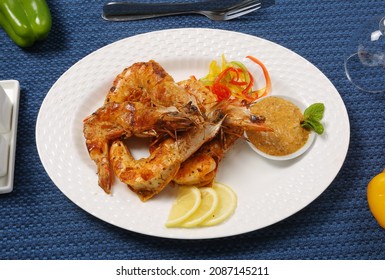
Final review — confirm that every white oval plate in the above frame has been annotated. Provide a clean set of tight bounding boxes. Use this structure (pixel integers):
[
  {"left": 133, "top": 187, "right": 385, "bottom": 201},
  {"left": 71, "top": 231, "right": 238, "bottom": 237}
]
[{"left": 36, "top": 28, "right": 350, "bottom": 239}]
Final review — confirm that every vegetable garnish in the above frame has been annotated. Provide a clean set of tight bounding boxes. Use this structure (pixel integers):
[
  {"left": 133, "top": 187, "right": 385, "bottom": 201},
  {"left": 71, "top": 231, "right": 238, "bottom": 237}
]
[
  {"left": 0, "top": 0, "right": 52, "bottom": 48},
  {"left": 200, "top": 55, "right": 271, "bottom": 102},
  {"left": 367, "top": 169, "right": 385, "bottom": 229},
  {"left": 246, "top": 55, "right": 271, "bottom": 99},
  {"left": 301, "top": 103, "right": 325, "bottom": 134}
]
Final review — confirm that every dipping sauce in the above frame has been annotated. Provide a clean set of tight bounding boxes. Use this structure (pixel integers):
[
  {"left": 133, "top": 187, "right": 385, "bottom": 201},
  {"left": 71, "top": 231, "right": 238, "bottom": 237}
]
[{"left": 247, "top": 96, "right": 310, "bottom": 156}]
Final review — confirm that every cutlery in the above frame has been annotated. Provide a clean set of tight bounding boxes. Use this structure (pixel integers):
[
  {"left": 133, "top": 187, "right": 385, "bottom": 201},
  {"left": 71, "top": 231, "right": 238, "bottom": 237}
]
[{"left": 102, "top": 0, "right": 270, "bottom": 21}]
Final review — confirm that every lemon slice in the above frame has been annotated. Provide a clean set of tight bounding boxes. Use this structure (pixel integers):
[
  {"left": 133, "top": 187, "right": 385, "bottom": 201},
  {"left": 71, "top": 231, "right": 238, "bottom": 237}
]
[
  {"left": 165, "top": 186, "right": 201, "bottom": 228},
  {"left": 200, "top": 182, "right": 237, "bottom": 227},
  {"left": 180, "top": 187, "right": 219, "bottom": 228}
]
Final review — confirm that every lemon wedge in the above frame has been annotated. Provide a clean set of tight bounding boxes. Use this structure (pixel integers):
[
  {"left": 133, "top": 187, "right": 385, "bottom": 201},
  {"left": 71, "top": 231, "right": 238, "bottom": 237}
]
[
  {"left": 165, "top": 186, "right": 201, "bottom": 228},
  {"left": 180, "top": 187, "right": 219, "bottom": 228},
  {"left": 200, "top": 182, "right": 237, "bottom": 227}
]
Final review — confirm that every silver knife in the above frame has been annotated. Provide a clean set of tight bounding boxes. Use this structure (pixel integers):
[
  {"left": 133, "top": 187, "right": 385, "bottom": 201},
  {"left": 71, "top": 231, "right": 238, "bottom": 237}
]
[{"left": 102, "top": 0, "right": 275, "bottom": 21}]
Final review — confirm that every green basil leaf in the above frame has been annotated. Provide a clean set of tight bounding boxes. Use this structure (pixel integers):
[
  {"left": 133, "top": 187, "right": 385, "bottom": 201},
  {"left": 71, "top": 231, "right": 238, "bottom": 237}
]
[
  {"left": 301, "top": 119, "right": 324, "bottom": 135},
  {"left": 303, "top": 103, "right": 324, "bottom": 121}
]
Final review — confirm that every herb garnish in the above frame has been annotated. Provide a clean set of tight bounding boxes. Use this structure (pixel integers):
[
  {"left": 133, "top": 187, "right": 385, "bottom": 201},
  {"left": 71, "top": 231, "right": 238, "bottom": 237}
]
[{"left": 301, "top": 103, "right": 325, "bottom": 134}]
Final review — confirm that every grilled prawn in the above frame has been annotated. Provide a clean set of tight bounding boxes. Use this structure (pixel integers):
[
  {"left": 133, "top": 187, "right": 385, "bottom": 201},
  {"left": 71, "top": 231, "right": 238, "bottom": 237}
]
[
  {"left": 83, "top": 101, "right": 194, "bottom": 193},
  {"left": 109, "top": 119, "right": 223, "bottom": 201},
  {"left": 173, "top": 79, "right": 271, "bottom": 187},
  {"left": 105, "top": 60, "right": 203, "bottom": 124}
]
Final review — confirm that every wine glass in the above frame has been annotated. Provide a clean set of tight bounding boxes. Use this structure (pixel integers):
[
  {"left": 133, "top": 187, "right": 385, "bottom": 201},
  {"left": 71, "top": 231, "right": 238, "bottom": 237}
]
[{"left": 344, "top": 15, "right": 385, "bottom": 93}]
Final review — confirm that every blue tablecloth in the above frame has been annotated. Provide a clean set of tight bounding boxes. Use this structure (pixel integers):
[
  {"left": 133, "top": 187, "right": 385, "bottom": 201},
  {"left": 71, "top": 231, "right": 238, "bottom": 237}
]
[{"left": 1, "top": 0, "right": 385, "bottom": 260}]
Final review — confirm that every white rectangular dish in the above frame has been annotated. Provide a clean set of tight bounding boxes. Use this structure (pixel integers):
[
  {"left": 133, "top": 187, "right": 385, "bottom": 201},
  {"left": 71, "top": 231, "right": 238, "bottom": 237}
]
[{"left": 0, "top": 80, "right": 20, "bottom": 194}]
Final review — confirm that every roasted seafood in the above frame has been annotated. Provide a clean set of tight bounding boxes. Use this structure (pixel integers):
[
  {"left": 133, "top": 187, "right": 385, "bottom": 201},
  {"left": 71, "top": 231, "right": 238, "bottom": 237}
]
[
  {"left": 83, "top": 59, "right": 270, "bottom": 200},
  {"left": 173, "top": 131, "right": 240, "bottom": 187},
  {"left": 105, "top": 60, "right": 204, "bottom": 124},
  {"left": 109, "top": 120, "right": 223, "bottom": 201},
  {"left": 83, "top": 101, "right": 194, "bottom": 193},
  {"left": 178, "top": 79, "right": 269, "bottom": 131},
  {"left": 105, "top": 61, "right": 266, "bottom": 131},
  {"left": 173, "top": 79, "right": 270, "bottom": 187}
]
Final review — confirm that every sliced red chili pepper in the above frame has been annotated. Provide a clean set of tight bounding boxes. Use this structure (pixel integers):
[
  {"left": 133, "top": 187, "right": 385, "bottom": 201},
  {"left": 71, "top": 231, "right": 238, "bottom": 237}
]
[{"left": 212, "top": 83, "right": 231, "bottom": 101}]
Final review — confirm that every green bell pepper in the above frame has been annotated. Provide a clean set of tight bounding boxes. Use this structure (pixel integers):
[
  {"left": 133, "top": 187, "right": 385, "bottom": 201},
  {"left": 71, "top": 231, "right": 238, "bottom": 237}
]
[{"left": 0, "top": 0, "right": 52, "bottom": 48}]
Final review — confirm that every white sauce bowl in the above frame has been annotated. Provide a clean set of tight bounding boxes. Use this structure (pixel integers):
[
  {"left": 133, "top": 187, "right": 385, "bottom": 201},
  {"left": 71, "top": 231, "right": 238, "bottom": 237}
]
[{"left": 246, "top": 95, "right": 316, "bottom": 161}]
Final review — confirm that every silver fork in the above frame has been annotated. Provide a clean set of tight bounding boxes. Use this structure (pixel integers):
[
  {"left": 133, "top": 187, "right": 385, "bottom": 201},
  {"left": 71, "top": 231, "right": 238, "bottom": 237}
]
[{"left": 102, "top": 0, "right": 264, "bottom": 21}]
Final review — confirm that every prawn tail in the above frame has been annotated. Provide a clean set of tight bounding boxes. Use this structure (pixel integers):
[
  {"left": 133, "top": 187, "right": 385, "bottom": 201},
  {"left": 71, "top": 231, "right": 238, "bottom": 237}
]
[{"left": 97, "top": 158, "right": 113, "bottom": 194}]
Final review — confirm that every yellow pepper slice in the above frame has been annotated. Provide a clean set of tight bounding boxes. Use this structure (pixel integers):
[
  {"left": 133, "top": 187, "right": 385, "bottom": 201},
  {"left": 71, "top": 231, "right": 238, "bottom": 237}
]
[{"left": 367, "top": 169, "right": 385, "bottom": 228}]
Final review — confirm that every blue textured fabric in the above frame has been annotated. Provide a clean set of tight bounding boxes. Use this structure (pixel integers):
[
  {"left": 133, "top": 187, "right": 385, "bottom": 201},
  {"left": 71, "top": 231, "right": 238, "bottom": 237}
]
[{"left": 1, "top": 0, "right": 385, "bottom": 260}]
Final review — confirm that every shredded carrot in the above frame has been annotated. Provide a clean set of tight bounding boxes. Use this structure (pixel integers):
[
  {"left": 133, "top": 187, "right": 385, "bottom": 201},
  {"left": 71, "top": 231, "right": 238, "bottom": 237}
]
[{"left": 246, "top": 55, "right": 271, "bottom": 98}]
